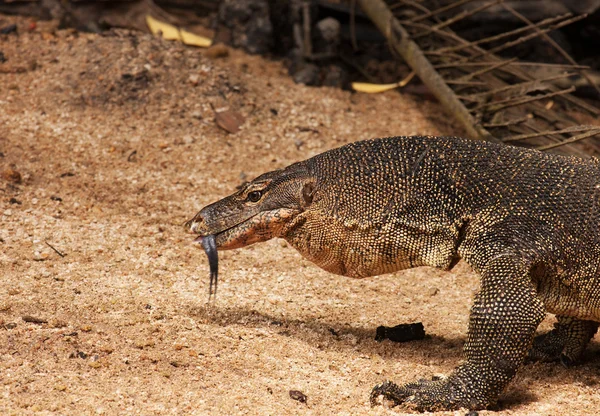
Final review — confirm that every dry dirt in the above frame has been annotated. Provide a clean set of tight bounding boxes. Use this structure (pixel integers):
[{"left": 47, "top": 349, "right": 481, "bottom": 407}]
[{"left": 1, "top": 14, "right": 600, "bottom": 416}]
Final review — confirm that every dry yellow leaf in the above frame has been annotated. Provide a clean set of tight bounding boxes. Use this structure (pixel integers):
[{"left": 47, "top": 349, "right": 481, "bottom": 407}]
[
  {"left": 351, "top": 82, "right": 403, "bottom": 93},
  {"left": 146, "top": 15, "right": 212, "bottom": 48},
  {"left": 181, "top": 29, "right": 212, "bottom": 48},
  {"left": 146, "top": 15, "right": 180, "bottom": 41},
  {"left": 352, "top": 72, "right": 415, "bottom": 94}
]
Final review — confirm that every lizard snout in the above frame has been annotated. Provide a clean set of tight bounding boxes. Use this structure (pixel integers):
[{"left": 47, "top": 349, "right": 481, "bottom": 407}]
[{"left": 184, "top": 214, "right": 204, "bottom": 234}]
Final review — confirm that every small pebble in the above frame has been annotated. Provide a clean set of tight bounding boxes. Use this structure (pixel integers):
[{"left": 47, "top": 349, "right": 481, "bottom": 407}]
[
  {"left": 293, "top": 64, "right": 319, "bottom": 86},
  {"left": 205, "top": 43, "right": 229, "bottom": 59},
  {"left": 1, "top": 168, "right": 22, "bottom": 184},
  {"left": 289, "top": 390, "right": 307, "bottom": 403},
  {"left": 428, "top": 287, "right": 439, "bottom": 296}
]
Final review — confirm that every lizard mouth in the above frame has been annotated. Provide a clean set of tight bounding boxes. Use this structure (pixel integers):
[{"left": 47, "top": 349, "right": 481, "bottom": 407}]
[
  {"left": 189, "top": 208, "right": 300, "bottom": 250},
  {"left": 190, "top": 215, "right": 257, "bottom": 250}
]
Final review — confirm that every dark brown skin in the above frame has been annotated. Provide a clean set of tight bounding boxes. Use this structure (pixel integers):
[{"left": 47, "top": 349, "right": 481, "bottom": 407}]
[{"left": 185, "top": 136, "right": 600, "bottom": 412}]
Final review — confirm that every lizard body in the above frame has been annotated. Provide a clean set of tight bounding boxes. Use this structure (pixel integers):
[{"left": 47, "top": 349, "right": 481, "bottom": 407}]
[{"left": 185, "top": 136, "right": 600, "bottom": 411}]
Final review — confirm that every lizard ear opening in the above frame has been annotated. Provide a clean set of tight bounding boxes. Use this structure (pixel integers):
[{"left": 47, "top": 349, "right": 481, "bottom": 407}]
[{"left": 302, "top": 181, "right": 316, "bottom": 207}]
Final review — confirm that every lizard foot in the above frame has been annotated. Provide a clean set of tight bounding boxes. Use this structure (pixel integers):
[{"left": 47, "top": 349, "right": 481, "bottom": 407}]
[
  {"left": 370, "top": 375, "right": 488, "bottom": 412},
  {"left": 527, "top": 317, "right": 598, "bottom": 367}
]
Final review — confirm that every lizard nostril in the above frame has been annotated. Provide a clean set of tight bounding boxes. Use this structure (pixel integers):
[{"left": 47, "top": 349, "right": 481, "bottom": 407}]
[{"left": 184, "top": 216, "right": 202, "bottom": 232}]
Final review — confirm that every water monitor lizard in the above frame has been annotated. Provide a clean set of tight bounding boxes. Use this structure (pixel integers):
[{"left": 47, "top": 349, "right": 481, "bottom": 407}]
[{"left": 185, "top": 135, "right": 600, "bottom": 411}]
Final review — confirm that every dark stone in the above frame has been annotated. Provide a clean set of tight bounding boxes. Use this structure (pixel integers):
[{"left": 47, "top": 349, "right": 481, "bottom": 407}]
[
  {"left": 375, "top": 322, "right": 426, "bottom": 343},
  {"left": 218, "top": 0, "right": 273, "bottom": 55},
  {"left": 289, "top": 390, "right": 307, "bottom": 403},
  {"left": 322, "top": 65, "right": 347, "bottom": 88},
  {"left": 293, "top": 64, "right": 319, "bottom": 86},
  {"left": 316, "top": 17, "right": 341, "bottom": 44},
  {"left": 0, "top": 24, "right": 17, "bottom": 35}
]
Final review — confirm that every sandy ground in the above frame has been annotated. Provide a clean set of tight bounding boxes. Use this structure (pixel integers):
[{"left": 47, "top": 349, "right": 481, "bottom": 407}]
[{"left": 1, "top": 15, "right": 599, "bottom": 416}]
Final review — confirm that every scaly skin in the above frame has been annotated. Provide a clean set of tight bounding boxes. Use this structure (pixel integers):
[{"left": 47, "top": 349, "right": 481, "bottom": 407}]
[{"left": 185, "top": 136, "right": 600, "bottom": 411}]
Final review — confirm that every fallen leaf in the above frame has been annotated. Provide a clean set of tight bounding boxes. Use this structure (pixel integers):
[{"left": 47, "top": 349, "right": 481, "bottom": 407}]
[
  {"left": 180, "top": 29, "right": 212, "bottom": 48},
  {"left": 352, "top": 72, "right": 415, "bottom": 94},
  {"left": 146, "top": 15, "right": 212, "bottom": 48},
  {"left": 146, "top": 15, "right": 180, "bottom": 41},
  {"left": 214, "top": 109, "right": 245, "bottom": 134},
  {"left": 352, "top": 82, "right": 403, "bottom": 93}
]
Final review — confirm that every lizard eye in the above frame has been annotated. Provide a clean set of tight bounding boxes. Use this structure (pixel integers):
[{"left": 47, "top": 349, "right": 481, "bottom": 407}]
[{"left": 247, "top": 190, "right": 263, "bottom": 203}]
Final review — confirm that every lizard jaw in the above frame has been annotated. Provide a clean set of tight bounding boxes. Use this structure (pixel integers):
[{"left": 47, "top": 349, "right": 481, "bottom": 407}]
[{"left": 188, "top": 208, "right": 300, "bottom": 250}]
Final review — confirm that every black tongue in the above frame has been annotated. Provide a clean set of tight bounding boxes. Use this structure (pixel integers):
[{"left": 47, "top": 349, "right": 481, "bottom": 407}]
[{"left": 201, "top": 234, "right": 219, "bottom": 301}]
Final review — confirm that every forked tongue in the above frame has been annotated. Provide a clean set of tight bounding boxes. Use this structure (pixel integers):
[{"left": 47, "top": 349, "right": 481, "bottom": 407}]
[{"left": 199, "top": 234, "right": 219, "bottom": 301}]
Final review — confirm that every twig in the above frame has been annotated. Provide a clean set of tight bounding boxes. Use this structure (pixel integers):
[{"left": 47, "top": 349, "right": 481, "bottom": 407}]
[
  {"left": 357, "top": 0, "right": 498, "bottom": 142},
  {"left": 45, "top": 241, "right": 66, "bottom": 258},
  {"left": 475, "top": 87, "right": 575, "bottom": 112},
  {"left": 350, "top": 0, "right": 358, "bottom": 51},
  {"left": 465, "top": 73, "right": 574, "bottom": 99},
  {"left": 429, "top": 14, "right": 572, "bottom": 56},
  {"left": 537, "top": 130, "right": 600, "bottom": 151},
  {"left": 472, "top": 14, "right": 587, "bottom": 60},
  {"left": 445, "top": 80, "right": 487, "bottom": 86},
  {"left": 302, "top": 2, "right": 312, "bottom": 58},
  {"left": 408, "top": 0, "right": 481, "bottom": 23},
  {"left": 501, "top": 3, "right": 600, "bottom": 97},
  {"left": 504, "top": 125, "right": 600, "bottom": 143},
  {"left": 435, "top": 61, "right": 589, "bottom": 70},
  {"left": 456, "top": 58, "right": 517, "bottom": 82},
  {"left": 483, "top": 116, "right": 530, "bottom": 128},
  {"left": 412, "top": 0, "right": 503, "bottom": 40}
]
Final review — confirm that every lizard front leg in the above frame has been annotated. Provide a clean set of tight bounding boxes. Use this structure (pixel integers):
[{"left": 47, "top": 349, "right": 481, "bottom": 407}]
[{"left": 371, "top": 255, "right": 546, "bottom": 411}]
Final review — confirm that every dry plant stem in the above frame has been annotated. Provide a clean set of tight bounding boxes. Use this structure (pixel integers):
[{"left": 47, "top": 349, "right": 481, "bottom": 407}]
[
  {"left": 465, "top": 73, "right": 575, "bottom": 99},
  {"left": 350, "top": 0, "right": 359, "bottom": 50},
  {"left": 482, "top": 116, "right": 530, "bottom": 128},
  {"left": 537, "top": 130, "right": 600, "bottom": 151},
  {"left": 45, "top": 241, "right": 65, "bottom": 258},
  {"left": 401, "top": 6, "right": 598, "bottom": 118},
  {"left": 502, "top": 3, "right": 600, "bottom": 97},
  {"left": 411, "top": 0, "right": 503, "bottom": 40},
  {"left": 456, "top": 58, "right": 517, "bottom": 82},
  {"left": 302, "top": 2, "right": 312, "bottom": 58},
  {"left": 407, "top": 0, "right": 480, "bottom": 23},
  {"left": 429, "top": 14, "right": 571, "bottom": 57},
  {"left": 472, "top": 14, "right": 587, "bottom": 60},
  {"left": 477, "top": 86, "right": 575, "bottom": 113},
  {"left": 505, "top": 126, "right": 600, "bottom": 143},
  {"left": 435, "top": 62, "right": 589, "bottom": 70},
  {"left": 391, "top": 0, "right": 430, "bottom": 15},
  {"left": 357, "top": 0, "right": 498, "bottom": 143}
]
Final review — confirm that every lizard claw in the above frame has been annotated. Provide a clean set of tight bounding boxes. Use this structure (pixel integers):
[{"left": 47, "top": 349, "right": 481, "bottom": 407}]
[
  {"left": 370, "top": 373, "right": 489, "bottom": 412},
  {"left": 370, "top": 380, "right": 429, "bottom": 409}
]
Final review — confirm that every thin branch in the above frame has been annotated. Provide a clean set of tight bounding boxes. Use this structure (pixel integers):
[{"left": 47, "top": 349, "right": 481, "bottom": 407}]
[
  {"left": 429, "top": 14, "right": 571, "bottom": 56},
  {"left": 45, "top": 241, "right": 66, "bottom": 258},
  {"left": 504, "top": 125, "right": 600, "bottom": 143},
  {"left": 501, "top": 3, "right": 600, "bottom": 96},
  {"left": 472, "top": 14, "right": 587, "bottom": 60},
  {"left": 357, "top": 0, "right": 498, "bottom": 142},
  {"left": 465, "top": 72, "right": 574, "bottom": 99},
  {"left": 475, "top": 87, "right": 576, "bottom": 113},
  {"left": 483, "top": 116, "right": 530, "bottom": 128},
  {"left": 456, "top": 58, "right": 517, "bottom": 82},
  {"left": 435, "top": 61, "right": 589, "bottom": 70},
  {"left": 412, "top": 0, "right": 503, "bottom": 40},
  {"left": 350, "top": 0, "right": 359, "bottom": 50},
  {"left": 408, "top": 0, "right": 482, "bottom": 23},
  {"left": 537, "top": 130, "right": 600, "bottom": 151}
]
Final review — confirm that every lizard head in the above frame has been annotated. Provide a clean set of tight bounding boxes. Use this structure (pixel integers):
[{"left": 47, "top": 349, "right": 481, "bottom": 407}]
[{"left": 185, "top": 163, "right": 315, "bottom": 250}]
